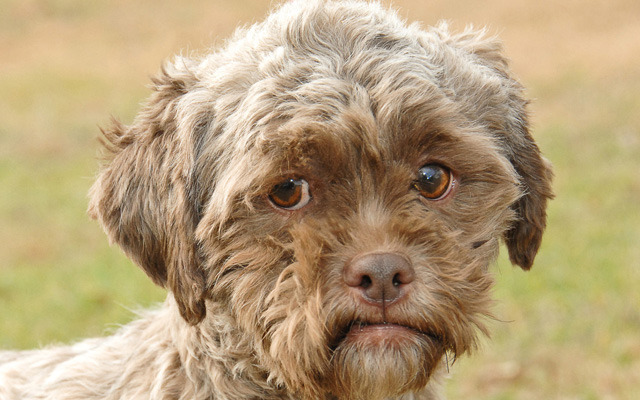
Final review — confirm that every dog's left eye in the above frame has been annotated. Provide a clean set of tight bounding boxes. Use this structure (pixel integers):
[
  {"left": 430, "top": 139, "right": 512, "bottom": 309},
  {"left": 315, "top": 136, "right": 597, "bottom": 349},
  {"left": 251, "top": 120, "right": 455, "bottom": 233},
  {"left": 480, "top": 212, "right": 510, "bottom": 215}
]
[
  {"left": 414, "top": 164, "right": 452, "bottom": 200},
  {"left": 269, "top": 178, "right": 312, "bottom": 210}
]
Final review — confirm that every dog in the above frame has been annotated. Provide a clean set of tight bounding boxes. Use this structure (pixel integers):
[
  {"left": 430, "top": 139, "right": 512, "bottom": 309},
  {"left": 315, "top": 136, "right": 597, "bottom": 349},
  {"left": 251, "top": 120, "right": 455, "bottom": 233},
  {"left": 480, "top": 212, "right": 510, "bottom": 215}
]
[{"left": 0, "top": 1, "right": 553, "bottom": 399}]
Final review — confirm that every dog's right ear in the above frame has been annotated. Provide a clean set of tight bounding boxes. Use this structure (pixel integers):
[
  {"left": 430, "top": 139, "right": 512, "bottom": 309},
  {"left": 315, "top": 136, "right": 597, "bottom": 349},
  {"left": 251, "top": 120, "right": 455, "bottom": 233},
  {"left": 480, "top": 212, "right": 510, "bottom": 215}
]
[{"left": 88, "top": 60, "right": 208, "bottom": 325}]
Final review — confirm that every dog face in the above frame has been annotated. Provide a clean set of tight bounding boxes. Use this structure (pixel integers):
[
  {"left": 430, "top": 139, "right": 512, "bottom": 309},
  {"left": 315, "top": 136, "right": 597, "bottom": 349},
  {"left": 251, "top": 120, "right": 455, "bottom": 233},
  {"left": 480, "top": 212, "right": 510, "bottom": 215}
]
[{"left": 89, "top": 1, "right": 552, "bottom": 399}]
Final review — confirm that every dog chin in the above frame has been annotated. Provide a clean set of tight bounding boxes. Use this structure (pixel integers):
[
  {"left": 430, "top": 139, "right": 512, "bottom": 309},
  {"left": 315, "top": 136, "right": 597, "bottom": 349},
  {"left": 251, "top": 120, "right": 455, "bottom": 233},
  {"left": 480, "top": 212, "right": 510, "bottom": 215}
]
[{"left": 326, "top": 324, "right": 444, "bottom": 400}]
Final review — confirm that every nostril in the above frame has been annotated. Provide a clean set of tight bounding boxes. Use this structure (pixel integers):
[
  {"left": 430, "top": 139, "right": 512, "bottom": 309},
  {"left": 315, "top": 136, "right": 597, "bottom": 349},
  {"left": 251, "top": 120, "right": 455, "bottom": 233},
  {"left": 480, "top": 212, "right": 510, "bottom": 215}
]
[
  {"left": 392, "top": 273, "right": 402, "bottom": 287},
  {"left": 360, "top": 275, "right": 372, "bottom": 289},
  {"left": 392, "top": 268, "right": 414, "bottom": 286}
]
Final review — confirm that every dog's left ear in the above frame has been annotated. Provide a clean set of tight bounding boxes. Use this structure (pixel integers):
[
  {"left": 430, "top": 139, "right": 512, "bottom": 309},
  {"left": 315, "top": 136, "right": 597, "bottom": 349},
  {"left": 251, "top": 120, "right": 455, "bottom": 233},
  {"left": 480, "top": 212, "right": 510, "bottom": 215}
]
[
  {"left": 501, "top": 121, "right": 554, "bottom": 271},
  {"left": 441, "top": 27, "right": 554, "bottom": 270},
  {"left": 88, "top": 60, "right": 208, "bottom": 324}
]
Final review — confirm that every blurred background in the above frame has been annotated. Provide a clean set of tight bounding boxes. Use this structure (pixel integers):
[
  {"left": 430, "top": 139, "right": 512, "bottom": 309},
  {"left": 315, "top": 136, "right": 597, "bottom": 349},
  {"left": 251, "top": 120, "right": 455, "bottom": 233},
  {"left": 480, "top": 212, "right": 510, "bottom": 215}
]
[{"left": 1, "top": 0, "right": 638, "bottom": 398}]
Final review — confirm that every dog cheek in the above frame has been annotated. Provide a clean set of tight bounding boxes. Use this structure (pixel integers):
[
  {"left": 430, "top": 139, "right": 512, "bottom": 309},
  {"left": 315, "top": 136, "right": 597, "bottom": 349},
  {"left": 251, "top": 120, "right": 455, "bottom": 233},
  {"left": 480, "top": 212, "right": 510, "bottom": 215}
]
[
  {"left": 214, "top": 234, "right": 331, "bottom": 396},
  {"left": 393, "top": 219, "right": 496, "bottom": 350},
  {"left": 261, "top": 268, "right": 330, "bottom": 395},
  {"left": 259, "top": 230, "right": 336, "bottom": 394},
  {"left": 414, "top": 253, "right": 494, "bottom": 354}
]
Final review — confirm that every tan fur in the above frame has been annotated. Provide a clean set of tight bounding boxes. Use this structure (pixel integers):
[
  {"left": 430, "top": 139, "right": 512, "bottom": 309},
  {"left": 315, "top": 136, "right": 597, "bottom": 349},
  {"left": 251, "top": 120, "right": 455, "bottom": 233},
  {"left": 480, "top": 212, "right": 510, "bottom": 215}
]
[{"left": 0, "top": 1, "right": 553, "bottom": 399}]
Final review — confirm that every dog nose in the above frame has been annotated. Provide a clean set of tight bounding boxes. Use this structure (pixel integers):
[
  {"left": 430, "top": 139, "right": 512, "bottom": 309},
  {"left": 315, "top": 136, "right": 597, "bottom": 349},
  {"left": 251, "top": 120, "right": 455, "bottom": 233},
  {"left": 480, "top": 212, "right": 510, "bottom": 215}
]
[{"left": 343, "top": 252, "right": 415, "bottom": 305}]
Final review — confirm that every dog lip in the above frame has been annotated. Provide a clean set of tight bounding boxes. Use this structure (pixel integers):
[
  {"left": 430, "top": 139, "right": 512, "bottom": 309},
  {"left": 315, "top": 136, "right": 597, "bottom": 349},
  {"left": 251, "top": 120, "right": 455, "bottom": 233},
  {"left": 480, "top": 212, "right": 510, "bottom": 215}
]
[
  {"left": 349, "top": 323, "right": 414, "bottom": 336},
  {"left": 332, "top": 321, "right": 442, "bottom": 348}
]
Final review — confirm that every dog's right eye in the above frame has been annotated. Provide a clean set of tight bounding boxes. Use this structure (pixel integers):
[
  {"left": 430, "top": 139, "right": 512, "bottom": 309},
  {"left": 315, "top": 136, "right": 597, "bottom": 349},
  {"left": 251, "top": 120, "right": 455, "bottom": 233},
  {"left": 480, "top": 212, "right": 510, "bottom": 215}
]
[
  {"left": 269, "top": 178, "right": 311, "bottom": 210},
  {"left": 414, "top": 164, "right": 452, "bottom": 200}
]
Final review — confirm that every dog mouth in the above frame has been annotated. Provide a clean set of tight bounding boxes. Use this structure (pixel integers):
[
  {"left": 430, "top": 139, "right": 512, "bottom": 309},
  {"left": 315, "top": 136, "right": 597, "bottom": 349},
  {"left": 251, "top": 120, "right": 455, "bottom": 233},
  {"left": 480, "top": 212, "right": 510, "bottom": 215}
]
[{"left": 331, "top": 320, "right": 443, "bottom": 350}]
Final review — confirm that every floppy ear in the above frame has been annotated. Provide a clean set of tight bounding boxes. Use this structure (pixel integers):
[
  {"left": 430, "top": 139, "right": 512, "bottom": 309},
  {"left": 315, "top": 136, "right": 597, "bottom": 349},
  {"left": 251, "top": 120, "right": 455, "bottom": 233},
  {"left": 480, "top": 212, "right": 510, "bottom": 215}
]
[
  {"left": 440, "top": 26, "right": 554, "bottom": 270},
  {"left": 502, "top": 138, "right": 553, "bottom": 270},
  {"left": 88, "top": 60, "right": 208, "bottom": 324}
]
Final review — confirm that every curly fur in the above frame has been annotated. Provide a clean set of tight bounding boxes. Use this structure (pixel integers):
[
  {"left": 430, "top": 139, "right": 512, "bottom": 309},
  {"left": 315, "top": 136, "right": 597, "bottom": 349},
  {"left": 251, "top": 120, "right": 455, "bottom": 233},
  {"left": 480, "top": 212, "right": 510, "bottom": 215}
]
[{"left": 0, "top": 1, "right": 553, "bottom": 399}]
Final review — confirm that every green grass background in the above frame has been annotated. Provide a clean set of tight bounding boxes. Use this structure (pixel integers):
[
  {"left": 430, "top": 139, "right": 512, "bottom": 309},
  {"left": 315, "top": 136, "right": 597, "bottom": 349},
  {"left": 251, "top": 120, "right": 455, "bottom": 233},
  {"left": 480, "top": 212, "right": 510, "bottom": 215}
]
[{"left": 1, "top": 0, "right": 639, "bottom": 398}]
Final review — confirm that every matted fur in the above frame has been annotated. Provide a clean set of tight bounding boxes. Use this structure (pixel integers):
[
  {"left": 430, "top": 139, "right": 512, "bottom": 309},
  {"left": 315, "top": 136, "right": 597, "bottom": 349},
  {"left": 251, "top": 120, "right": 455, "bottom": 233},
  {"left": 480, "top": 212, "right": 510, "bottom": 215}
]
[{"left": 0, "top": 1, "right": 553, "bottom": 399}]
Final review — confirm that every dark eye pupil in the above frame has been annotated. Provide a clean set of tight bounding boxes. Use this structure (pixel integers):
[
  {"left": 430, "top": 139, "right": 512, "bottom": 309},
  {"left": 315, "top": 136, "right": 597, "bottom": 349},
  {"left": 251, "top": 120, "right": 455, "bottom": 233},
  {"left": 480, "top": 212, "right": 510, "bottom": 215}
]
[
  {"left": 270, "top": 179, "right": 302, "bottom": 207},
  {"left": 418, "top": 166, "right": 443, "bottom": 187},
  {"left": 415, "top": 164, "right": 450, "bottom": 199}
]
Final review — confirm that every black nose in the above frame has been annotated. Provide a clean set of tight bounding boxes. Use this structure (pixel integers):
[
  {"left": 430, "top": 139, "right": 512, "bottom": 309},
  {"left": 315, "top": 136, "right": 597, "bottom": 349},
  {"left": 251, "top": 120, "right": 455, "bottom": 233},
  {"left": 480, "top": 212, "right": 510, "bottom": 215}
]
[{"left": 343, "top": 252, "right": 415, "bottom": 305}]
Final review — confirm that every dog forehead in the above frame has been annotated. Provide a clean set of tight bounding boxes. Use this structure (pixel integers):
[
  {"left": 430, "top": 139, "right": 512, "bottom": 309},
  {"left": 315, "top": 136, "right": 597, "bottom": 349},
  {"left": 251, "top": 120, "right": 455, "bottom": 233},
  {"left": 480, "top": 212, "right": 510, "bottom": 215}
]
[
  {"left": 247, "top": 73, "right": 482, "bottom": 181},
  {"left": 197, "top": 0, "right": 447, "bottom": 127},
  {"left": 217, "top": 2, "right": 461, "bottom": 163},
  {"left": 248, "top": 68, "right": 470, "bottom": 177},
  {"left": 196, "top": 0, "right": 515, "bottom": 188}
]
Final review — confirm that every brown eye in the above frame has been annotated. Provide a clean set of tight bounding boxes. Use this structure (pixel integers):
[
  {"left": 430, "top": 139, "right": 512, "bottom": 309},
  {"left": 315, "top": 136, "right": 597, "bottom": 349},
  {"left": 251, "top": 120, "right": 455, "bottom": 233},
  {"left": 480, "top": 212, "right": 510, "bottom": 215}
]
[
  {"left": 269, "top": 178, "right": 311, "bottom": 210},
  {"left": 414, "top": 164, "right": 452, "bottom": 200}
]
